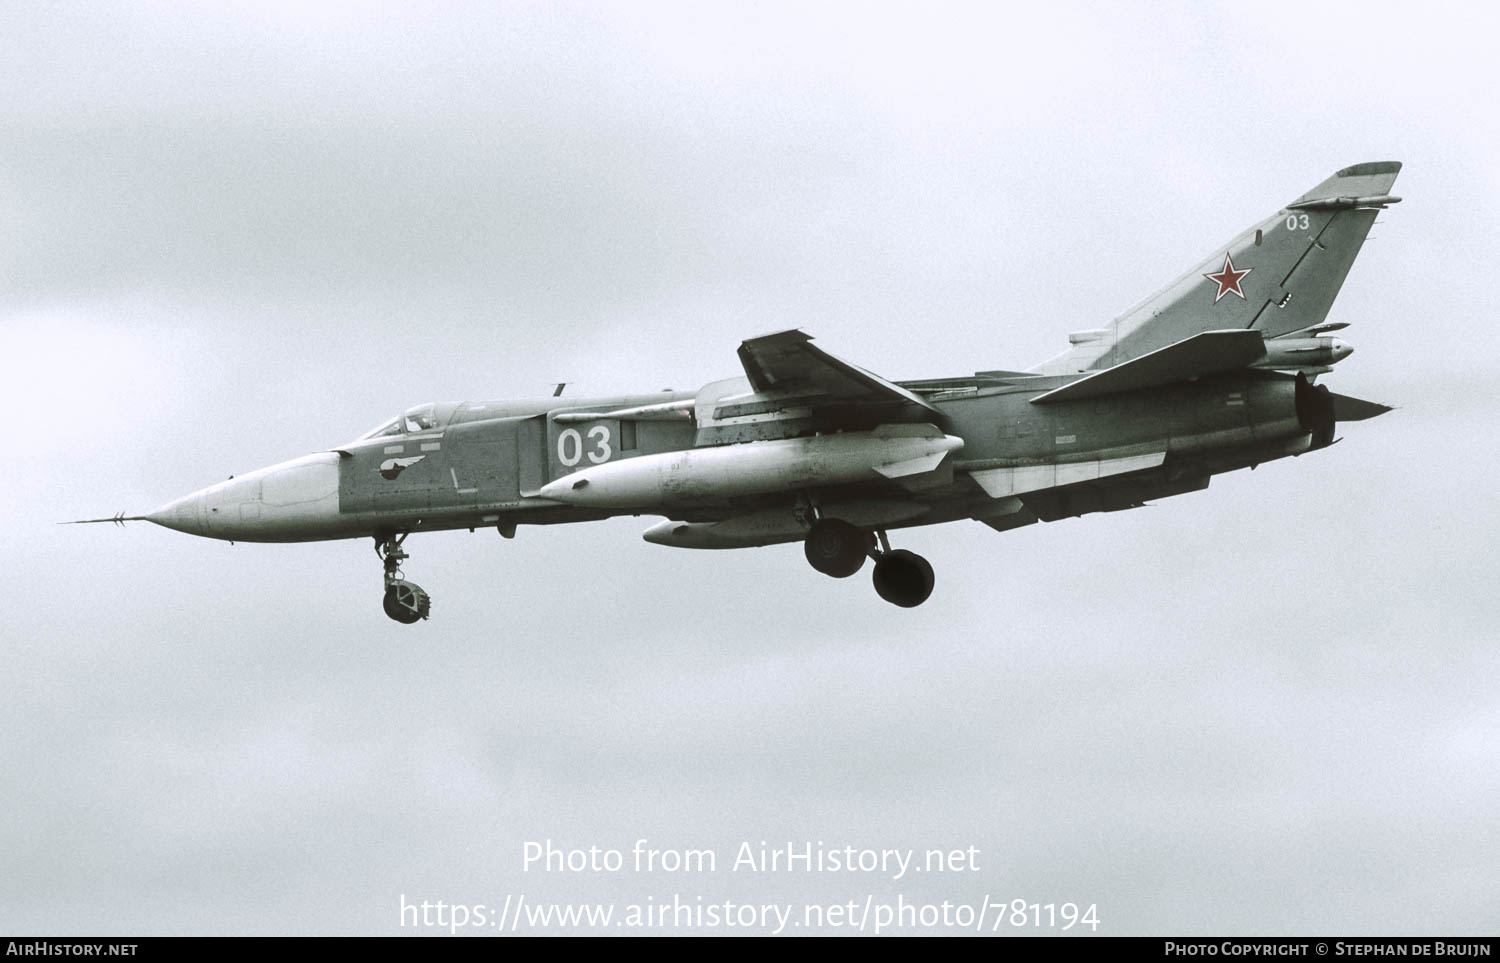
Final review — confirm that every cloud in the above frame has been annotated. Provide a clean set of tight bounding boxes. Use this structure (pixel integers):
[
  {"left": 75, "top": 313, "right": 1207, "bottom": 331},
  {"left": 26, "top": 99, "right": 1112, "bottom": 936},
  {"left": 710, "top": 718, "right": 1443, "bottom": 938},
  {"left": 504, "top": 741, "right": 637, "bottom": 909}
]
[{"left": 4, "top": 0, "right": 1497, "bottom": 936}]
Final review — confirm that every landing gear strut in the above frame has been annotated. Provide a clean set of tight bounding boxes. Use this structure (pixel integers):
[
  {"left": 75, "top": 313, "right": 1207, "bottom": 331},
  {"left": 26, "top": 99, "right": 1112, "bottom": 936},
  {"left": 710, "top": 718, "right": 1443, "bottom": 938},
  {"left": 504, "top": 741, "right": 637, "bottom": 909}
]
[
  {"left": 375, "top": 532, "right": 431, "bottom": 624},
  {"left": 800, "top": 517, "right": 935, "bottom": 607}
]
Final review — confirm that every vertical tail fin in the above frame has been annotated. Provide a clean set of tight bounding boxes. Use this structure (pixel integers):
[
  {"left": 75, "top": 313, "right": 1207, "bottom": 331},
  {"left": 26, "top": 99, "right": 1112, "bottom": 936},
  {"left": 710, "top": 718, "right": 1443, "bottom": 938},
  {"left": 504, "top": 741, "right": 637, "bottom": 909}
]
[{"left": 1034, "top": 162, "right": 1402, "bottom": 374}]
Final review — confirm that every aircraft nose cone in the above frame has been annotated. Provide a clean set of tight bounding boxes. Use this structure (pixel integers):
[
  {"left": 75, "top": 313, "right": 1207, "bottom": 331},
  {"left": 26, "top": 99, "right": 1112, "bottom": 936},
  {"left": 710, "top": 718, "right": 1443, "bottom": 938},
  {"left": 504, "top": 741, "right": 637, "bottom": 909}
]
[
  {"left": 1331, "top": 338, "right": 1354, "bottom": 361},
  {"left": 139, "top": 453, "right": 344, "bottom": 543},
  {"left": 145, "top": 490, "right": 207, "bottom": 536}
]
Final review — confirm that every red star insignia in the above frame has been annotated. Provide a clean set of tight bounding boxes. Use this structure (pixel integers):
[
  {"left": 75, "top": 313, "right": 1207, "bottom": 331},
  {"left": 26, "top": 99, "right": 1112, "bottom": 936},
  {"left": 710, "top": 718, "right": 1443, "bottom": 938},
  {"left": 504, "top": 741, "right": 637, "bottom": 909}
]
[{"left": 1203, "top": 252, "right": 1252, "bottom": 304}]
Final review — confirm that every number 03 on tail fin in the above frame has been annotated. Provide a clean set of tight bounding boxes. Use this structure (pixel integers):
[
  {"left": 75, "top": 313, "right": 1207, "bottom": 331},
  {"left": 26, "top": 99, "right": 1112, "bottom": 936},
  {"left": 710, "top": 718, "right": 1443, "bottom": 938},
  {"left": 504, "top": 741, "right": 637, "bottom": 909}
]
[{"left": 69, "top": 163, "right": 1400, "bottom": 621}]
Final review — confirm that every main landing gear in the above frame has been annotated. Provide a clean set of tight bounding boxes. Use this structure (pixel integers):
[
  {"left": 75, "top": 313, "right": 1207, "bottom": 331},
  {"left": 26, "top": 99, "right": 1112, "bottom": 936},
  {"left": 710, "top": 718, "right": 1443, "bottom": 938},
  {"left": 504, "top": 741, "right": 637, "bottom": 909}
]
[
  {"left": 376, "top": 531, "right": 431, "bottom": 624},
  {"left": 803, "top": 517, "right": 935, "bottom": 608}
]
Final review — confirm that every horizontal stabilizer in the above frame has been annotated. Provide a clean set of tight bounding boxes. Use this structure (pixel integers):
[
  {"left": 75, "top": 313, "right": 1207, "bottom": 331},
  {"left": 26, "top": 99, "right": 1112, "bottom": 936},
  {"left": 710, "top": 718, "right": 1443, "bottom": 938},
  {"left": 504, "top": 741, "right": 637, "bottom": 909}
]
[
  {"left": 969, "top": 451, "right": 1166, "bottom": 498},
  {"left": 1030, "top": 330, "right": 1265, "bottom": 404},
  {"left": 1330, "top": 392, "right": 1392, "bottom": 421}
]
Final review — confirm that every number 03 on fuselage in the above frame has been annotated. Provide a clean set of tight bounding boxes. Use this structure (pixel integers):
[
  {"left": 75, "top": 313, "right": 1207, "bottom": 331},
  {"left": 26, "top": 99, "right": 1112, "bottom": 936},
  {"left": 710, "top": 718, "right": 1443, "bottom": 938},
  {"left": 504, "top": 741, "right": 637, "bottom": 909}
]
[{"left": 71, "top": 162, "right": 1402, "bottom": 622}]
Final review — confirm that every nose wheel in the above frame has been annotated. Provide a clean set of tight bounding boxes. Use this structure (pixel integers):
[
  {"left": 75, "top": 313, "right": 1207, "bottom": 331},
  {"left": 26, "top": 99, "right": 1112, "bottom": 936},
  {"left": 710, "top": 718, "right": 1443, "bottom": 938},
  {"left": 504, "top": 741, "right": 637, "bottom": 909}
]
[{"left": 376, "top": 532, "right": 431, "bottom": 624}]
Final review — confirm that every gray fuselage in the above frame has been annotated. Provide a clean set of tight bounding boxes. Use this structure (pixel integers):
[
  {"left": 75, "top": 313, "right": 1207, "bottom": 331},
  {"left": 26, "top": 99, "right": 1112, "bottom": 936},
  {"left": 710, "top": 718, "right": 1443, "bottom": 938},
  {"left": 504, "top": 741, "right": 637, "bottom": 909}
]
[{"left": 145, "top": 370, "right": 1320, "bottom": 546}]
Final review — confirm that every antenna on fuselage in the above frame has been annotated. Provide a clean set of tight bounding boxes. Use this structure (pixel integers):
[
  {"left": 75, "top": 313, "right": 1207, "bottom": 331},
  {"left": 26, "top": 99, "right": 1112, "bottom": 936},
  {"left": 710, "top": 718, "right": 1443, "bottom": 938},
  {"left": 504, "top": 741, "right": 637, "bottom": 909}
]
[{"left": 553, "top": 383, "right": 567, "bottom": 397}]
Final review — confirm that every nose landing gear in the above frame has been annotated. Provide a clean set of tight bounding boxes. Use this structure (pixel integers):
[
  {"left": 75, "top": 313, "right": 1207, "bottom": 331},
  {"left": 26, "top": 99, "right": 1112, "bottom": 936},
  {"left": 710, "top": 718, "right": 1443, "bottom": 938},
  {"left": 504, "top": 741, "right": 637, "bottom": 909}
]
[{"left": 376, "top": 532, "right": 431, "bottom": 624}]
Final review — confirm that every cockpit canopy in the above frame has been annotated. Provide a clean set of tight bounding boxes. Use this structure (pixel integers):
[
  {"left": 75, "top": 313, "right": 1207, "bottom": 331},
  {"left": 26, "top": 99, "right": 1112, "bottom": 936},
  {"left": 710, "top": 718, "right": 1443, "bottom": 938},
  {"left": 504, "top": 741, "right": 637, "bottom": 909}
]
[{"left": 357, "top": 402, "right": 453, "bottom": 440}]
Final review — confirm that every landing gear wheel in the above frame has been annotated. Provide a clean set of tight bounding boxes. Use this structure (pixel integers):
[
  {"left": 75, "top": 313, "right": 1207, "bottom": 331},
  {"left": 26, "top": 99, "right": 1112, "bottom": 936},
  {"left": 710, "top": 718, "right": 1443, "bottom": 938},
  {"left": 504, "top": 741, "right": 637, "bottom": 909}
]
[
  {"left": 804, "top": 518, "right": 870, "bottom": 578},
  {"left": 872, "top": 549, "right": 935, "bottom": 608},
  {"left": 382, "top": 582, "right": 431, "bottom": 624},
  {"left": 375, "top": 531, "right": 432, "bottom": 623}
]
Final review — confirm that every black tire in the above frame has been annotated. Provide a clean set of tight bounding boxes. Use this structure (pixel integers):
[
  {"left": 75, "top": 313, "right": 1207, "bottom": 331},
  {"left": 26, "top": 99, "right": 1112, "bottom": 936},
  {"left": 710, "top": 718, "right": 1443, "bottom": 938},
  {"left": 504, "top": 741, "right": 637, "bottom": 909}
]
[
  {"left": 872, "top": 549, "right": 935, "bottom": 607},
  {"left": 383, "top": 583, "right": 428, "bottom": 623},
  {"left": 804, "top": 518, "right": 869, "bottom": 578}
]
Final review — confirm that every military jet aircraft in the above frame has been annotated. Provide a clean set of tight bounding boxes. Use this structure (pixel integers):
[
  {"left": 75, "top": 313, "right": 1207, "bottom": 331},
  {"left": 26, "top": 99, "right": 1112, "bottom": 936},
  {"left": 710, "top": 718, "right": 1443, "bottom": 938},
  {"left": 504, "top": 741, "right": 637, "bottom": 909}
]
[{"left": 72, "top": 162, "right": 1400, "bottom": 622}]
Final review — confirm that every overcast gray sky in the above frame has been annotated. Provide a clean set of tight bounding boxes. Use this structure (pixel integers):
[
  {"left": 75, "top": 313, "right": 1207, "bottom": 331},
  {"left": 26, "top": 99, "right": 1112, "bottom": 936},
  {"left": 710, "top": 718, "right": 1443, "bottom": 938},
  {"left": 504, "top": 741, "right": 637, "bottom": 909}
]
[{"left": 4, "top": 0, "right": 1497, "bottom": 936}]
